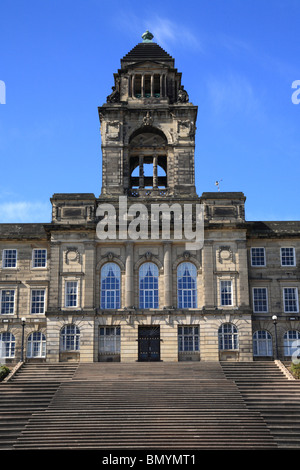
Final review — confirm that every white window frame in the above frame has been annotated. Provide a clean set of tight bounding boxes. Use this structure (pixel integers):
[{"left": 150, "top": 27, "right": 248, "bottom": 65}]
[
  {"left": 252, "top": 287, "right": 268, "bottom": 313},
  {"left": 220, "top": 280, "right": 233, "bottom": 307},
  {"left": 250, "top": 247, "right": 266, "bottom": 267},
  {"left": 253, "top": 330, "right": 273, "bottom": 357},
  {"left": 2, "top": 249, "right": 17, "bottom": 268},
  {"left": 27, "top": 332, "right": 46, "bottom": 358},
  {"left": 60, "top": 324, "right": 80, "bottom": 351},
  {"left": 65, "top": 281, "right": 78, "bottom": 308},
  {"left": 0, "top": 289, "right": 15, "bottom": 315},
  {"left": 178, "top": 326, "right": 199, "bottom": 352},
  {"left": 32, "top": 249, "right": 47, "bottom": 268},
  {"left": 0, "top": 332, "right": 15, "bottom": 358},
  {"left": 281, "top": 247, "right": 296, "bottom": 267},
  {"left": 283, "top": 287, "right": 299, "bottom": 313},
  {"left": 30, "top": 288, "right": 46, "bottom": 314},
  {"left": 99, "top": 326, "right": 121, "bottom": 354}
]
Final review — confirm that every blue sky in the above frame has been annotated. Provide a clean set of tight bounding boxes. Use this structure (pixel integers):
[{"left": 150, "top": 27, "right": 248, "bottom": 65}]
[{"left": 0, "top": 0, "right": 299, "bottom": 223}]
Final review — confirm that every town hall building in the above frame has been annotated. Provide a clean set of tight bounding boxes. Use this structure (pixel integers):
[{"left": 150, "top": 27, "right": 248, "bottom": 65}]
[{"left": 0, "top": 32, "right": 300, "bottom": 364}]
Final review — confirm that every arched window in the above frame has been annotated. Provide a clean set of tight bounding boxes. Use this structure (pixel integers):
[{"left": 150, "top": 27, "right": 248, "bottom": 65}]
[
  {"left": 60, "top": 325, "right": 80, "bottom": 351},
  {"left": 253, "top": 330, "right": 273, "bottom": 357},
  {"left": 218, "top": 323, "right": 238, "bottom": 350},
  {"left": 139, "top": 262, "right": 159, "bottom": 309},
  {"left": 0, "top": 332, "right": 15, "bottom": 358},
  {"left": 284, "top": 330, "right": 300, "bottom": 356},
  {"left": 101, "top": 263, "right": 121, "bottom": 309},
  {"left": 177, "top": 262, "right": 197, "bottom": 308},
  {"left": 27, "top": 332, "right": 46, "bottom": 358}
]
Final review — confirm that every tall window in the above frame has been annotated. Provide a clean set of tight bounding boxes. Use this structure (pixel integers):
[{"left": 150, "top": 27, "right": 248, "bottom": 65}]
[
  {"left": 218, "top": 323, "right": 238, "bottom": 350},
  {"left": 252, "top": 287, "right": 268, "bottom": 313},
  {"left": 139, "top": 262, "right": 159, "bottom": 309},
  {"left": 178, "top": 326, "right": 199, "bottom": 352},
  {"left": 27, "top": 332, "right": 46, "bottom": 358},
  {"left": 101, "top": 263, "right": 121, "bottom": 309},
  {"left": 177, "top": 262, "right": 197, "bottom": 308},
  {"left": 32, "top": 249, "right": 47, "bottom": 268},
  {"left": 251, "top": 247, "right": 266, "bottom": 267},
  {"left": 284, "top": 330, "right": 300, "bottom": 356},
  {"left": 31, "top": 289, "right": 46, "bottom": 314},
  {"left": 0, "top": 332, "right": 15, "bottom": 358},
  {"left": 65, "top": 281, "right": 78, "bottom": 307},
  {"left": 1, "top": 290, "right": 15, "bottom": 315},
  {"left": 220, "top": 280, "right": 233, "bottom": 306},
  {"left": 283, "top": 287, "right": 299, "bottom": 313},
  {"left": 281, "top": 247, "right": 296, "bottom": 266},
  {"left": 99, "top": 326, "right": 120, "bottom": 354},
  {"left": 2, "top": 249, "right": 17, "bottom": 268},
  {"left": 60, "top": 324, "right": 80, "bottom": 351},
  {"left": 253, "top": 330, "right": 273, "bottom": 357}
]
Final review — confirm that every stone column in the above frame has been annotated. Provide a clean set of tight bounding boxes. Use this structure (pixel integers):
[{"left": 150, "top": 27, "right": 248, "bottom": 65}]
[
  {"left": 141, "top": 75, "right": 145, "bottom": 98},
  {"left": 163, "top": 242, "right": 173, "bottom": 308},
  {"left": 132, "top": 75, "right": 135, "bottom": 97},
  {"left": 151, "top": 74, "right": 154, "bottom": 97},
  {"left": 202, "top": 240, "right": 214, "bottom": 308},
  {"left": 153, "top": 154, "right": 158, "bottom": 188},
  {"left": 125, "top": 242, "right": 134, "bottom": 308},
  {"left": 139, "top": 156, "right": 144, "bottom": 188}
]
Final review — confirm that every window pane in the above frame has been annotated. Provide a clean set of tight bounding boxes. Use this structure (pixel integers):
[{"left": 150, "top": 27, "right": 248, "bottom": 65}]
[
  {"left": 177, "top": 263, "right": 197, "bottom": 308},
  {"left": 220, "top": 280, "right": 232, "bottom": 306},
  {"left": 2, "top": 249, "right": 17, "bottom": 268},
  {"left": 32, "top": 249, "right": 47, "bottom": 268},
  {"left": 253, "top": 288, "right": 268, "bottom": 313},
  {"left": 139, "top": 263, "right": 159, "bottom": 309},
  {"left": 178, "top": 325, "right": 199, "bottom": 352},
  {"left": 0, "top": 332, "right": 15, "bottom": 358},
  {"left": 284, "top": 288, "right": 298, "bottom": 313},
  {"left": 1, "top": 290, "right": 15, "bottom": 314},
  {"left": 281, "top": 248, "right": 295, "bottom": 266},
  {"left": 251, "top": 248, "right": 265, "bottom": 266},
  {"left": 65, "top": 281, "right": 78, "bottom": 307},
  {"left": 101, "top": 263, "right": 120, "bottom": 309},
  {"left": 31, "top": 289, "right": 45, "bottom": 314}
]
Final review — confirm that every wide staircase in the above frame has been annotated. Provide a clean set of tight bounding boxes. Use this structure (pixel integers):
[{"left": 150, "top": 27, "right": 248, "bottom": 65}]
[
  {"left": 0, "top": 363, "right": 78, "bottom": 450},
  {"left": 221, "top": 361, "right": 300, "bottom": 449},
  {"left": 0, "top": 361, "right": 280, "bottom": 450}
]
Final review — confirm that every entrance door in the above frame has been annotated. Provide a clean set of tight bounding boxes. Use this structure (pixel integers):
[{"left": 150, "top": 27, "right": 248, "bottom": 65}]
[{"left": 138, "top": 326, "right": 160, "bottom": 362}]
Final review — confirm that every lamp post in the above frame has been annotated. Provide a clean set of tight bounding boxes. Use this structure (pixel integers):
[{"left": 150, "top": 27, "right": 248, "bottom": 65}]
[
  {"left": 21, "top": 317, "right": 26, "bottom": 362},
  {"left": 272, "top": 315, "right": 279, "bottom": 360}
]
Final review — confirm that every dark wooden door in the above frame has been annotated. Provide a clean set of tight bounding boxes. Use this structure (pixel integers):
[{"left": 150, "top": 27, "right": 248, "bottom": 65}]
[{"left": 138, "top": 326, "right": 160, "bottom": 362}]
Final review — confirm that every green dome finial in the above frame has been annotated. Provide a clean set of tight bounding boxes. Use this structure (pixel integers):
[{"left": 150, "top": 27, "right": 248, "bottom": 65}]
[{"left": 142, "top": 30, "right": 154, "bottom": 42}]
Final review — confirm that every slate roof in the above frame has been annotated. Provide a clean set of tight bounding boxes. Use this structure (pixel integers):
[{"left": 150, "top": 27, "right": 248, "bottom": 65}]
[
  {"left": 121, "top": 42, "right": 175, "bottom": 67},
  {"left": 0, "top": 224, "right": 49, "bottom": 240}
]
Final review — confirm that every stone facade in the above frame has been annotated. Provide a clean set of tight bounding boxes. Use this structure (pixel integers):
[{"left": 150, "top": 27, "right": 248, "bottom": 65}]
[{"left": 0, "top": 33, "right": 299, "bottom": 364}]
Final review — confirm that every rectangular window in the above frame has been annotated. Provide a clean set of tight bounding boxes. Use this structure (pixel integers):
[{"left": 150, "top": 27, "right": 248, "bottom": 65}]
[
  {"left": 99, "top": 327, "right": 120, "bottom": 354},
  {"left": 1, "top": 289, "right": 15, "bottom": 314},
  {"left": 281, "top": 247, "right": 296, "bottom": 266},
  {"left": 32, "top": 249, "right": 47, "bottom": 268},
  {"left": 220, "top": 280, "right": 233, "bottom": 306},
  {"left": 2, "top": 249, "right": 17, "bottom": 268},
  {"left": 65, "top": 281, "right": 78, "bottom": 307},
  {"left": 251, "top": 248, "right": 266, "bottom": 266},
  {"left": 178, "top": 326, "right": 199, "bottom": 352},
  {"left": 283, "top": 287, "right": 299, "bottom": 313},
  {"left": 253, "top": 287, "right": 268, "bottom": 313},
  {"left": 31, "top": 289, "right": 46, "bottom": 314}
]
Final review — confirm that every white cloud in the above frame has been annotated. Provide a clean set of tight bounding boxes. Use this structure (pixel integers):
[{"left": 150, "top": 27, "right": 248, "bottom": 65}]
[
  {"left": 0, "top": 201, "right": 51, "bottom": 223},
  {"left": 206, "top": 72, "right": 263, "bottom": 119}
]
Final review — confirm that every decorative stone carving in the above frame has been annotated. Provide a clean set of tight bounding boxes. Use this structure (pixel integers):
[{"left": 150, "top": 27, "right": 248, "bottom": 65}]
[
  {"left": 218, "top": 246, "right": 233, "bottom": 263},
  {"left": 65, "top": 247, "right": 80, "bottom": 264},
  {"left": 106, "top": 86, "right": 120, "bottom": 103},
  {"left": 177, "top": 86, "right": 189, "bottom": 103}
]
